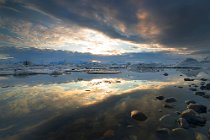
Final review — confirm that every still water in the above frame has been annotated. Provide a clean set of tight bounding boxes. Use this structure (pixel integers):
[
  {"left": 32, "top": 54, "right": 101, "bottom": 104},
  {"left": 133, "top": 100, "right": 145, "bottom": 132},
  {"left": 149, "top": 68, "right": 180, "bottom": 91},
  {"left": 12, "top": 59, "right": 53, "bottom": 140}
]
[{"left": 0, "top": 69, "right": 210, "bottom": 140}]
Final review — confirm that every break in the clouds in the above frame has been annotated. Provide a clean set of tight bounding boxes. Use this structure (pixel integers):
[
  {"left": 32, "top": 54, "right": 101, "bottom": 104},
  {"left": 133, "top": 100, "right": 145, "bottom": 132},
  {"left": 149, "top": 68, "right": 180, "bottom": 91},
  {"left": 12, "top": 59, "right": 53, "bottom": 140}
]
[{"left": 0, "top": 0, "right": 210, "bottom": 55}]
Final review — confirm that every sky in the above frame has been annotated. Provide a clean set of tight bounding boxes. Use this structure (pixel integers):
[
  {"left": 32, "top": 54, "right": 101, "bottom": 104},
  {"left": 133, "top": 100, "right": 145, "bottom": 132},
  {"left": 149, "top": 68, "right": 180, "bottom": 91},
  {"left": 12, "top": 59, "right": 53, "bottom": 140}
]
[{"left": 0, "top": 0, "right": 210, "bottom": 62}]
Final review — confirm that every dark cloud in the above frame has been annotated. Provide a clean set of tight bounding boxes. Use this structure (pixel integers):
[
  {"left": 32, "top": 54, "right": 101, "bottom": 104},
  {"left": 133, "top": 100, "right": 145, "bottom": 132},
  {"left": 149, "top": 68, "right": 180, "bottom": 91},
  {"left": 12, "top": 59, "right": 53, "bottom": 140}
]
[{"left": 0, "top": 0, "right": 210, "bottom": 54}]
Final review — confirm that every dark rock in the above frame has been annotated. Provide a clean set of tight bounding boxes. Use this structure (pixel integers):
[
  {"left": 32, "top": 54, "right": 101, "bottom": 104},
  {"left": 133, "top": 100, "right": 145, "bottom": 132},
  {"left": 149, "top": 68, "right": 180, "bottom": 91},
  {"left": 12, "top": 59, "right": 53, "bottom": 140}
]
[
  {"left": 181, "top": 109, "right": 206, "bottom": 126},
  {"left": 200, "top": 82, "right": 205, "bottom": 85},
  {"left": 206, "top": 83, "right": 210, "bottom": 90},
  {"left": 171, "top": 128, "right": 194, "bottom": 140},
  {"left": 163, "top": 104, "right": 175, "bottom": 109},
  {"left": 200, "top": 78, "right": 208, "bottom": 81},
  {"left": 163, "top": 73, "right": 169, "bottom": 76},
  {"left": 175, "top": 111, "right": 181, "bottom": 115},
  {"left": 178, "top": 86, "right": 183, "bottom": 88},
  {"left": 180, "top": 75, "right": 183, "bottom": 76},
  {"left": 195, "top": 92, "right": 206, "bottom": 96},
  {"left": 195, "top": 132, "right": 208, "bottom": 140},
  {"left": 187, "top": 104, "right": 207, "bottom": 113},
  {"left": 156, "top": 95, "right": 164, "bottom": 100},
  {"left": 156, "top": 128, "right": 170, "bottom": 136},
  {"left": 189, "top": 88, "right": 197, "bottom": 91},
  {"left": 178, "top": 118, "right": 190, "bottom": 129},
  {"left": 165, "top": 97, "right": 177, "bottom": 103},
  {"left": 184, "top": 78, "right": 195, "bottom": 81},
  {"left": 203, "top": 94, "right": 210, "bottom": 99},
  {"left": 131, "top": 110, "right": 147, "bottom": 121},
  {"left": 159, "top": 114, "right": 179, "bottom": 129},
  {"left": 200, "top": 86, "right": 206, "bottom": 90},
  {"left": 185, "top": 100, "right": 196, "bottom": 105}
]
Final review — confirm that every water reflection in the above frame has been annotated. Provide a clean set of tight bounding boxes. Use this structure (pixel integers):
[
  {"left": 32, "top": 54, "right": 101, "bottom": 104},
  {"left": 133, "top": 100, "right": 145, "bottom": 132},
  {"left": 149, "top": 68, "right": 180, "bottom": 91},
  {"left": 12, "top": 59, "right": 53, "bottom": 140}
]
[{"left": 0, "top": 69, "right": 210, "bottom": 140}]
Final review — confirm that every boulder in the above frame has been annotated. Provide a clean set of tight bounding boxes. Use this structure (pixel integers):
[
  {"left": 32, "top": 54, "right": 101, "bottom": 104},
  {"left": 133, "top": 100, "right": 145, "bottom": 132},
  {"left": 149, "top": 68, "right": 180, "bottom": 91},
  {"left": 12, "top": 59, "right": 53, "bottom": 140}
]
[
  {"left": 181, "top": 109, "right": 206, "bottom": 126},
  {"left": 131, "top": 110, "right": 148, "bottom": 121},
  {"left": 187, "top": 104, "right": 207, "bottom": 113}
]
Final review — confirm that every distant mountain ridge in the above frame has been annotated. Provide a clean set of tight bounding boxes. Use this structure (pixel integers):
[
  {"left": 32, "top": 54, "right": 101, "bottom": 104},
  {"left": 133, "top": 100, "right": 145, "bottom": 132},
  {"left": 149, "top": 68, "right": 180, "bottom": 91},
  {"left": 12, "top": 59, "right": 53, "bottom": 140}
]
[{"left": 177, "top": 57, "right": 210, "bottom": 68}]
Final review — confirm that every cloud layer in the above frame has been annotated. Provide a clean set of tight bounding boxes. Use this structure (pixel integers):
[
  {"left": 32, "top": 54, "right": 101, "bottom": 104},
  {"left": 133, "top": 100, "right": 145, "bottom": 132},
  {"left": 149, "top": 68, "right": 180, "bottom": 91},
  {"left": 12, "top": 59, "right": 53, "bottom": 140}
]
[{"left": 0, "top": 0, "right": 210, "bottom": 55}]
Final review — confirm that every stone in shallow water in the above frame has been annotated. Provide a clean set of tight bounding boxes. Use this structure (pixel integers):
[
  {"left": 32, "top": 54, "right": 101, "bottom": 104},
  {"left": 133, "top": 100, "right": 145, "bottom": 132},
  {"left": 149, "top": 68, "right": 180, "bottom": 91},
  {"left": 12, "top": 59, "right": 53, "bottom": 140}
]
[
  {"left": 165, "top": 97, "right": 177, "bottom": 103},
  {"left": 171, "top": 128, "right": 195, "bottom": 140},
  {"left": 163, "top": 73, "right": 168, "bottom": 76},
  {"left": 195, "top": 92, "right": 206, "bottom": 96},
  {"left": 131, "top": 110, "right": 147, "bottom": 121},
  {"left": 178, "top": 118, "right": 190, "bottom": 129},
  {"left": 200, "top": 78, "right": 208, "bottom": 81},
  {"left": 163, "top": 104, "right": 174, "bottom": 109},
  {"left": 156, "top": 95, "right": 164, "bottom": 100},
  {"left": 181, "top": 109, "right": 206, "bottom": 126},
  {"left": 103, "top": 129, "right": 114, "bottom": 138},
  {"left": 189, "top": 88, "right": 197, "bottom": 91},
  {"left": 185, "top": 100, "right": 196, "bottom": 105},
  {"left": 187, "top": 104, "right": 207, "bottom": 113},
  {"left": 206, "top": 83, "right": 210, "bottom": 90},
  {"left": 203, "top": 94, "right": 210, "bottom": 99},
  {"left": 156, "top": 128, "right": 170, "bottom": 136},
  {"left": 195, "top": 132, "right": 208, "bottom": 140},
  {"left": 159, "top": 114, "right": 179, "bottom": 129},
  {"left": 184, "top": 78, "right": 195, "bottom": 81}
]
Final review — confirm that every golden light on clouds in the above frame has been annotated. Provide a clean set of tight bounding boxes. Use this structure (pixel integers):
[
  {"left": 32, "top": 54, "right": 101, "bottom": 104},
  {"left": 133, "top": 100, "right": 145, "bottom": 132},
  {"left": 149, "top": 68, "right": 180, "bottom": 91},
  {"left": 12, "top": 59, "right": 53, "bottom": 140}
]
[
  {"left": 137, "top": 10, "right": 160, "bottom": 37},
  {"left": 0, "top": 18, "right": 192, "bottom": 55}
]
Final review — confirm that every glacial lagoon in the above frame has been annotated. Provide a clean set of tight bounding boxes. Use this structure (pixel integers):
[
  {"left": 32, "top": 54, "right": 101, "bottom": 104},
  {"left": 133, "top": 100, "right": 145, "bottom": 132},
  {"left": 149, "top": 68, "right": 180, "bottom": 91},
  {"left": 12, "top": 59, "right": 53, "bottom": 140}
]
[{"left": 0, "top": 69, "right": 210, "bottom": 140}]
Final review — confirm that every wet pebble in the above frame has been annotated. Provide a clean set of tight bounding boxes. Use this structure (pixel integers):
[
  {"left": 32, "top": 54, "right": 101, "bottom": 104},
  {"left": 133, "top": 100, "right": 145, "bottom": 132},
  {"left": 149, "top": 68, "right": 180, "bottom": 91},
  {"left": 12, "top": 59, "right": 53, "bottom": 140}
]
[
  {"left": 156, "top": 128, "right": 170, "bottom": 136},
  {"left": 163, "top": 104, "right": 174, "bottom": 109},
  {"left": 131, "top": 110, "right": 147, "bottom": 121},
  {"left": 103, "top": 129, "right": 114, "bottom": 138},
  {"left": 189, "top": 88, "right": 197, "bottom": 91},
  {"left": 184, "top": 78, "right": 195, "bottom": 81},
  {"left": 171, "top": 128, "right": 194, "bottom": 140},
  {"left": 185, "top": 100, "right": 196, "bottom": 105},
  {"left": 165, "top": 97, "right": 177, "bottom": 103},
  {"left": 195, "top": 92, "right": 206, "bottom": 96},
  {"left": 200, "top": 78, "right": 208, "bottom": 81},
  {"left": 187, "top": 104, "right": 207, "bottom": 113},
  {"left": 159, "top": 114, "right": 179, "bottom": 129},
  {"left": 205, "top": 83, "right": 210, "bottom": 90},
  {"left": 156, "top": 95, "right": 164, "bottom": 100},
  {"left": 178, "top": 118, "right": 190, "bottom": 129},
  {"left": 195, "top": 132, "right": 208, "bottom": 140},
  {"left": 181, "top": 109, "right": 206, "bottom": 126},
  {"left": 163, "top": 73, "right": 168, "bottom": 76}
]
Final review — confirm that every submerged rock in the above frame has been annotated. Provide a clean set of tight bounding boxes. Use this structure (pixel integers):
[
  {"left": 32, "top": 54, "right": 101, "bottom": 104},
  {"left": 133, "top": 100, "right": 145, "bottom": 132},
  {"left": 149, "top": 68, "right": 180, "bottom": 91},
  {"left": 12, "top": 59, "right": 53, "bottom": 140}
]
[
  {"left": 195, "top": 92, "right": 206, "bottom": 96},
  {"left": 163, "top": 73, "right": 169, "bottom": 76},
  {"left": 131, "top": 110, "right": 147, "bottom": 121},
  {"left": 200, "top": 86, "right": 206, "bottom": 90},
  {"left": 189, "top": 88, "right": 197, "bottom": 91},
  {"left": 206, "top": 83, "right": 210, "bottom": 90},
  {"left": 185, "top": 100, "right": 196, "bottom": 105},
  {"left": 178, "top": 118, "right": 190, "bottom": 129},
  {"left": 200, "top": 78, "right": 208, "bottom": 81},
  {"left": 159, "top": 114, "right": 179, "bottom": 129},
  {"left": 165, "top": 97, "right": 177, "bottom": 103},
  {"left": 181, "top": 109, "right": 206, "bottom": 126},
  {"left": 187, "top": 104, "right": 207, "bottom": 113},
  {"left": 163, "top": 104, "right": 175, "bottom": 109},
  {"left": 203, "top": 94, "right": 210, "bottom": 99},
  {"left": 195, "top": 132, "right": 208, "bottom": 140},
  {"left": 184, "top": 78, "right": 195, "bottom": 81},
  {"left": 156, "top": 128, "right": 170, "bottom": 136},
  {"left": 103, "top": 129, "right": 114, "bottom": 138},
  {"left": 171, "top": 128, "right": 194, "bottom": 140},
  {"left": 156, "top": 95, "right": 165, "bottom": 100}
]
